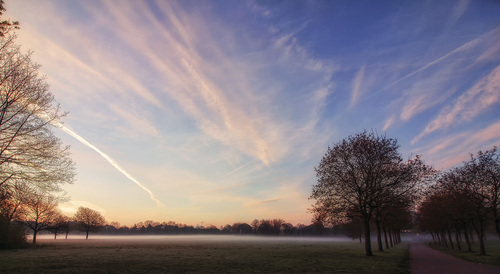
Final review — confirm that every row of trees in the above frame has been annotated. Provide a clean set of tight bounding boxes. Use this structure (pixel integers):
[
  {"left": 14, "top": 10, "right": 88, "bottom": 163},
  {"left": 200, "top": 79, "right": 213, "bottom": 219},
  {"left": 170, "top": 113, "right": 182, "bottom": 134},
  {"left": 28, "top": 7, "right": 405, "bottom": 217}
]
[
  {"left": 2, "top": 204, "right": 105, "bottom": 245},
  {"left": 98, "top": 218, "right": 331, "bottom": 237},
  {"left": 418, "top": 147, "right": 500, "bottom": 256},
  {"left": 310, "top": 131, "right": 435, "bottom": 256},
  {"left": 0, "top": 1, "right": 76, "bottom": 248}
]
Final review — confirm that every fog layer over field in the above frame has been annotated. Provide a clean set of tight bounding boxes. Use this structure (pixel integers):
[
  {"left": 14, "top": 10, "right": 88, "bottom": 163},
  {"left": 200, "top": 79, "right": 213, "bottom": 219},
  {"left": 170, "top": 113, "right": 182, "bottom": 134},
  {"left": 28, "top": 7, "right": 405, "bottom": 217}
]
[{"left": 34, "top": 234, "right": 355, "bottom": 244}]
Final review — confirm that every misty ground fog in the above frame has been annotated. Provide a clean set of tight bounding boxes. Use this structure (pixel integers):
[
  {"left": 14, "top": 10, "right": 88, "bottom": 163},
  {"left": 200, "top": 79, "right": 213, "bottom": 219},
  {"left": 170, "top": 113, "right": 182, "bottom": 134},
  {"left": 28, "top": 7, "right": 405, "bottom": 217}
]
[{"left": 33, "top": 234, "right": 358, "bottom": 245}]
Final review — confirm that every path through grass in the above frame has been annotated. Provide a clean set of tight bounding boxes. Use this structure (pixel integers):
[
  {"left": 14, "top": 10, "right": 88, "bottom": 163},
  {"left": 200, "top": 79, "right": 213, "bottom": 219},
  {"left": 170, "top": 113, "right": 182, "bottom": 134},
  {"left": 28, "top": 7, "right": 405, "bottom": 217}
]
[{"left": 429, "top": 240, "right": 500, "bottom": 266}]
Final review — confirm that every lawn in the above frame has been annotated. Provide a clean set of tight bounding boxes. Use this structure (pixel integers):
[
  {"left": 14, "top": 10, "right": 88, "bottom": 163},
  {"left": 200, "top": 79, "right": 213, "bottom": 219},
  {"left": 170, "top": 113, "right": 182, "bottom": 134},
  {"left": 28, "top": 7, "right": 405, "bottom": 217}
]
[
  {"left": 0, "top": 235, "right": 410, "bottom": 273},
  {"left": 429, "top": 239, "right": 500, "bottom": 266}
]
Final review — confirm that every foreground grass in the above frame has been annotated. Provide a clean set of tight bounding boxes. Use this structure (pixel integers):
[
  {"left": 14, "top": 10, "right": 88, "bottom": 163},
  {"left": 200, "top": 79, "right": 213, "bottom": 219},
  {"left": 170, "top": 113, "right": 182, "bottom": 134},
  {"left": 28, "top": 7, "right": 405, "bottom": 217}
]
[
  {"left": 0, "top": 236, "right": 410, "bottom": 273},
  {"left": 429, "top": 240, "right": 500, "bottom": 266}
]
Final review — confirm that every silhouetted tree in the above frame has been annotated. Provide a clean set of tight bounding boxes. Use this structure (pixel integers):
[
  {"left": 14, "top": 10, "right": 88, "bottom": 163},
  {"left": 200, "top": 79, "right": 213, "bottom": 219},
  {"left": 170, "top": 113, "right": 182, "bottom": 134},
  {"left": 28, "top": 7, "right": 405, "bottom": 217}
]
[
  {"left": 310, "top": 131, "right": 433, "bottom": 256},
  {"left": 0, "top": 1, "right": 75, "bottom": 247},
  {"left": 21, "top": 192, "right": 61, "bottom": 244},
  {"left": 0, "top": 182, "right": 30, "bottom": 224},
  {"left": 0, "top": 1, "right": 19, "bottom": 37},
  {"left": 232, "top": 222, "right": 253, "bottom": 234},
  {"left": 257, "top": 219, "right": 273, "bottom": 235},
  {"left": 452, "top": 163, "right": 490, "bottom": 256},
  {"left": 49, "top": 214, "right": 70, "bottom": 239},
  {"left": 419, "top": 148, "right": 500, "bottom": 256},
  {"left": 0, "top": 29, "right": 75, "bottom": 192},
  {"left": 281, "top": 222, "right": 295, "bottom": 235},
  {"left": 469, "top": 147, "right": 500, "bottom": 238},
  {"left": 342, "top": 218, "right": 364, "bottom": 243},
  {"left": 251, "top": 219, "right": 259, "bottom": 233},
  {"left": 74, "top": 207, "right": 106, "bottom": 239}
]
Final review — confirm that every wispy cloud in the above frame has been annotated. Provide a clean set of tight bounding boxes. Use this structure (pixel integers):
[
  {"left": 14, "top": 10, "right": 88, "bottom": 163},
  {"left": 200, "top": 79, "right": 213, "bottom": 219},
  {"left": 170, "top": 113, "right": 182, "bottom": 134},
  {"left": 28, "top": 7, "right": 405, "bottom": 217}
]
[
  {"left": 412, "top": 65, "right": 500, "bottom": 144},
  {"left": 446, "top": 0, "right": 470, "bottom": 27},
  {"left": 350, "top": 66, "right": 365, "bottom": 109},
  {"left": 367, "top": 27, "right": 495, "bottom": 104},
  {"left": 379, "top": 26, "right": 500, "bottom": 132},
  {"left": 81, "top": 1, "right": 335, "bottom": 167},
  {"left": 10, "top": 0, "right": 498, "bottom": 226},
  {"left": 110, "top": 104, "right": 160, "bottom": 138},
  {"left": 59, "top": 200, "right": 107, "bottom": 215},
  {"left": 244, "top": 198, "right": 281, "bottom": 207},
  {"left": 415, "top": 120, "right": 500, "bottom": 169},
  {"left": 382, "top": 116, "right": 396, "bottom": 132}
]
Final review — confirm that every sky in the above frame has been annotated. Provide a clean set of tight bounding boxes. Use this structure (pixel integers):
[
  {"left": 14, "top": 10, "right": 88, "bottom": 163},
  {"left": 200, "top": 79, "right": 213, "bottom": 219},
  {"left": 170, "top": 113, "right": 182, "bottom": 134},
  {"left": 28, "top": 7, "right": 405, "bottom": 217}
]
[{"left": 4, "top": 0, "right": 500, "bottom": 227}]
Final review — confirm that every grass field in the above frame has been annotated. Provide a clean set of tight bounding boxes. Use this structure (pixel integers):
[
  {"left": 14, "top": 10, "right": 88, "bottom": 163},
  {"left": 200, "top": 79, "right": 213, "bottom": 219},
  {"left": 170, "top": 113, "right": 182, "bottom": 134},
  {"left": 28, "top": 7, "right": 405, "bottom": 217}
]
[
  {"left": 429, "top": 239, "right": 500, "bottom": 266},
  {"left": 0, "top": 235, "right": 410, "bottom": 273}
]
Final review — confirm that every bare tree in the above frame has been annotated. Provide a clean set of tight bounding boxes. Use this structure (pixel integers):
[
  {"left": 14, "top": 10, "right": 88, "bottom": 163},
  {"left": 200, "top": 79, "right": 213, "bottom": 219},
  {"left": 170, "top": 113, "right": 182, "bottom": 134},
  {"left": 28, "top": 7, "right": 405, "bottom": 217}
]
[
  {"left": 469, "top": 147, "right": 500, "bottom": 238},
  {"left": 0, "top": 4, "right": 75, "bottom": 247},
  {"left": 0, "top": 181, "right": 31, "bottom": 224},
  {"left": 310, "top": 131, "right": 433, "bottom": 256},
  {"left": 251, "top": 219, "right": 259, "bottom": 233},
  {"left": 420, "top": 147, "right": 500, "bottom": 257},
  {"left": 74, "top": 207, "right": 106, "bottom": 239},
  {"left": 49, "top": 214, "right": 70, "bottom": 239},
  {"left": 0, "top": 1, "right": 19, "bottom": 37},
  {"left": 21, "top": 192, "right": 61, "bottom": 244},
  {"left": 0, "top": 33, "right": 75, "bottom": 193}
]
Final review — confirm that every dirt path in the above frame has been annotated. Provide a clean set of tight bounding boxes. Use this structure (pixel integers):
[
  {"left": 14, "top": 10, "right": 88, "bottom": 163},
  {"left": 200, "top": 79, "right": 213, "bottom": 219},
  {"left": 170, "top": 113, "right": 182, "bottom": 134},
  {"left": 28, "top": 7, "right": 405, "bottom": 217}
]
[{"left": 410, "top": 237, "right": 500, "bottom": 274}]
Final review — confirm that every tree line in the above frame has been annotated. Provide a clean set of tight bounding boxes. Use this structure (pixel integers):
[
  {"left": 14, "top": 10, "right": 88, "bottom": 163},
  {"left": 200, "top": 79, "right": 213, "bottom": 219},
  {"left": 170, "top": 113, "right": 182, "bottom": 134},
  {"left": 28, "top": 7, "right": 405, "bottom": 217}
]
[
  {"left": 97, "top": 218, "right": 333, "bottom": 237},
  {"left": 36, "top": 217, "right": 338, "bottom": 239},
  {"left": 418, "top": 147, "right": 500, "bottom": 256},
  {"left": 309, "top": 130, "right": 499, "bottom": 257}
]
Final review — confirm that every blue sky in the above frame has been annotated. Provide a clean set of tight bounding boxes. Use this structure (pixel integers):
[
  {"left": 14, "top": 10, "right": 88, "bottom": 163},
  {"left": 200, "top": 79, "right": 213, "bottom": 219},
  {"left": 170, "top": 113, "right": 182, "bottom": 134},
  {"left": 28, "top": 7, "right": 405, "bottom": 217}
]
[{"left": 5, "top": 0, "right": 500, "bottom": 227}]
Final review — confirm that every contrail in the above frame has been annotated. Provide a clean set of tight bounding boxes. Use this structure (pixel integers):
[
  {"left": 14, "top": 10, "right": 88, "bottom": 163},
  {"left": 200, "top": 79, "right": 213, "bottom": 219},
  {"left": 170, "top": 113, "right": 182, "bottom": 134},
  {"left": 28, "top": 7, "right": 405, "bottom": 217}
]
[
  {"left": 216, "top": 161, "right": 252, "bottom": 180},
  {"left": 57, "top": 124, "right": 165, "bottom": 208},
  {"left": 363, "top": 30, "right": 488, "bottom": 102}
]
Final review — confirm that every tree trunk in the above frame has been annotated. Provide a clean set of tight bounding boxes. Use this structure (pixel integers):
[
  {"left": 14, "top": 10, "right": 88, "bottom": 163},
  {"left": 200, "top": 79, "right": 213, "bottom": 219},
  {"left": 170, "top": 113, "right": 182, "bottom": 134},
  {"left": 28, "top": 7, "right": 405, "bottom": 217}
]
[
  {"left": 477, "top": 221, "right": 486, "bottom": 256},
  {"left": 463, "top": 226, "right": 472, "bottom": 252},
  {"left": 32, "top": 230, "right": 37, "bottom": 244},
  {"left": 447, "top": 230, "right": 454, "bottom": 249},
  {"left": 389, "top": 228, "right": 394, "bottom": 247},
  {"left": 441, "top": 231, "right": 448, "bottom": 247},
  {"left": 493, "top": 208, "right": 500, "bottom": 239},
  {"left": 32, "top": 222, "right": 38, "bottom": 244},
  {"left": 383, "top": 224, "right": 389, "bottom": 249},
  {"left": 86, "top": 228, "right": 89, "bottom": 240},
  {"left": 375, "top": 220, "right": 383, "bottom": 252},
  {"left": 454, "top": 229, "right": 461, "bottom": 250},
  {"left": 469, "top": 225, "right": 475, "bottom": 244},
  {"left": 364, "top": 218, "right": 373, "bottom": 256}
]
